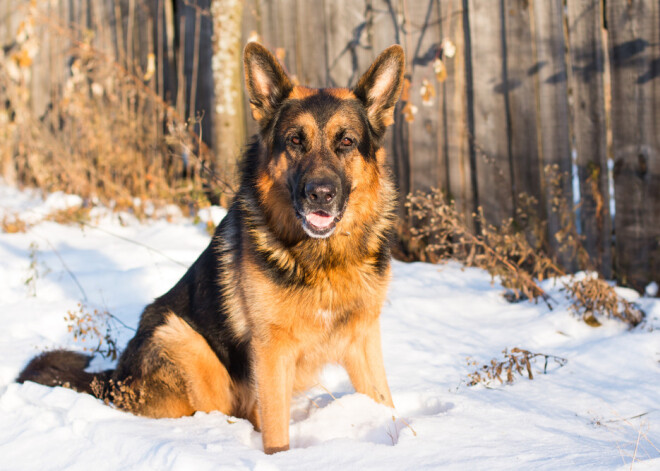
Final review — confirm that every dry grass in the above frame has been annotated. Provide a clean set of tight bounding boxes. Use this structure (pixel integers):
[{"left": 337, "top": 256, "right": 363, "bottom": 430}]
[
  {"left": 564, "top": 274, "right": 644, "bottom": 327},
  {"left": 44, "top": 206, "right": 91, "bottom": 226},
  {"left": 407, "top": 189, "right": 557, "bottom": 305},
  {"left": 1, "top": 2, "right": 229, "bottom": 219},
  {"left": 591, "top": 411, "right": 660, "bottom": 469},
  {"left": 407, "top": 186, "right": 645, "bottom": 327}
]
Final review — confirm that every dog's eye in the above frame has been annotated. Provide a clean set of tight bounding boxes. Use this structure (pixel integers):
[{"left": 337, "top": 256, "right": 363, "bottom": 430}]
[
  {"left": 341, "top": 137, "right": 354, "bottom": 147},
  {"left": 290, "top": 135, "right": 302, "bottom": 146}
]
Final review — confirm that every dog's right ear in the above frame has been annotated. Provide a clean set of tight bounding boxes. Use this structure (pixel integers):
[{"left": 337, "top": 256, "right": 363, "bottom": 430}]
[{"left": 244, "top": 42, "right": 293, "bottom": 126}]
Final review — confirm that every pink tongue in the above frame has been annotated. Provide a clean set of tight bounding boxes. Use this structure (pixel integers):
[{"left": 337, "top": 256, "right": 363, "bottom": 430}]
[{"left": 306, "top": 212, "right": 334, "bottom": 229}]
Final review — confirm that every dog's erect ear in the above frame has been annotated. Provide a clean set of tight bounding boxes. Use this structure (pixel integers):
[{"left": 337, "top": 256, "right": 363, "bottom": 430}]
[
  {"left": 244, "top": 42, "right": 293, "bottom": 125},
  {"left": 353, "top": 45, "right": 405, "bottom": 137}
]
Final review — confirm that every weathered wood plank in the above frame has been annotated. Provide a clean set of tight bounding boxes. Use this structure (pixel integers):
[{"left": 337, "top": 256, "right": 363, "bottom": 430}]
[
  {"left": 256, "top": 0, "right": 298, "bottom": 78},
  {"left": 323, "top": 0, "right": 371, "bottom": 88},
  {"left": 403, "top": 0, "right": 472, "bottom": 222},
  {"left": 566, "top": 0, "right": 611, "bottom": 277},
  {"left": 531, "top": 0, "right": 574, "bottom": 270},
  {"left": 30, "top": 0, "right": 54, "bottom": 118},
  {"left": 133, "top": 2, "right": 154, "bottom": 81},
  {"left": 162, "top": 0, "right": 178, "bottom": 106},
  {"left": 179, "top": 0, "right": 214, "bottom": 150},
  {"left": 466, "top": 0, "right": 513, "bottom": 225},
  {"left": 405, "top": 0, "right": 444, "bottom": 195},
  {"left": 504, "top": 0, "right": 542, "bottom": 219},
  {"left": 443, "top": 0, "right": 473, "bottom": 225},
  {"left": 294, "top": 0, "right": 328, "bottom": 88},
  {"left": 607, "top": 0, "right": 660, "bottom": 291}
]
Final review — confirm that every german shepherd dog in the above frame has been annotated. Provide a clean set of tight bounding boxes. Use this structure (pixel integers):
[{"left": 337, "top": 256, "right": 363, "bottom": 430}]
[{"left": 18, "top": 43, "right": 405, "bottom": 454}]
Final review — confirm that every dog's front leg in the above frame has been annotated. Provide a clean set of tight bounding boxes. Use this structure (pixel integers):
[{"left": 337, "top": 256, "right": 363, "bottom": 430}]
[
  {"left": 253, "top": 339, "right": 295, "bottom": 454},
  {"left": 342, "top": 317, "right": 394, "bottom": 408}
]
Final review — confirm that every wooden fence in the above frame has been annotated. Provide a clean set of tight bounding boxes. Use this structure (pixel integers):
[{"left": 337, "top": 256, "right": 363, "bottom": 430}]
[{"left": 1, "top": 0, "right": 659, "bottom": 292}]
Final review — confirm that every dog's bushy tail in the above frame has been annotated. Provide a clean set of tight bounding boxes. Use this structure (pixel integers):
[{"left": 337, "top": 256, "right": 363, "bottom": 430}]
[{"left": 17, "top": 350, "right": 112, "bottom": 396}]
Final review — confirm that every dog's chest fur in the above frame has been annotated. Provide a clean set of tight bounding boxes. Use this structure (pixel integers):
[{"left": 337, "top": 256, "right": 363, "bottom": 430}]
[{"left": 228, "top": 237, "right": 389, "bottom": 334}]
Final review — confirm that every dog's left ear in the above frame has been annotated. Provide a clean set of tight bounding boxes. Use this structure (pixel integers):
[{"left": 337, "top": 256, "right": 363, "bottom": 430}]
[
  {"left": 353, "top": 45, "right": 405, "bottom": 137},
  {"left": 244, "top": 42, "right": 293, "bottom": 126}
]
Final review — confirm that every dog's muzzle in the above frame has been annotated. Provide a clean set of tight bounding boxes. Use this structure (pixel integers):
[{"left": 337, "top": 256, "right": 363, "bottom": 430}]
[{"left": 298, "top": 176, "right": 343, "bottom": 238}]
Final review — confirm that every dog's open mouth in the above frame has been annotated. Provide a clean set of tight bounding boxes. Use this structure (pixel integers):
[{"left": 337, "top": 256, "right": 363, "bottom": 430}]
[
  {"left": 306, "top": 211, "right": 334, "bottom": 229},
  {"left": 301, "top": 211, "right": 338, "bottom": 238}
]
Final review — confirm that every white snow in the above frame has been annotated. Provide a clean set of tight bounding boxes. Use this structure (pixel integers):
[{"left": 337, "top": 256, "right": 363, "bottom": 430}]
[{"left": 1, "top": 183, "right": 659, "bottom": 470}]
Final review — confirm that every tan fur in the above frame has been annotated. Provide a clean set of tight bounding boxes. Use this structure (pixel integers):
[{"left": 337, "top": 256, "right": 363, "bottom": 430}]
[
  {"left": 325, "top": 88, "right": 356, "bottom": 99},
  {"left": 289, "top": 86, "right": 318, "bottom": 99},
  {"left": 249, "top": 104, "right": 265, "bottom": 122},
  {"left": 239, "top": 265, "right": 393, "bottom": 452},
  {"left": 153, "top": 314, "right": 234, "bottom": 414},
  {"left": 126, "top": 314, "right": 234, "bottom": 419}
]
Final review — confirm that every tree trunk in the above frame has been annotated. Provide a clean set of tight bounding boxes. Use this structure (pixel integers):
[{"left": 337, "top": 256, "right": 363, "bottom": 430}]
[{"left": 211, "top": 0, "right": 244, "bottom": 202}]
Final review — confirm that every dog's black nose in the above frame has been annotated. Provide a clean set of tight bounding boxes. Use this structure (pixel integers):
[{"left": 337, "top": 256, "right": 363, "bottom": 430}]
[{"left": 304, "top": 179, "right": 337, "bottom": 205}]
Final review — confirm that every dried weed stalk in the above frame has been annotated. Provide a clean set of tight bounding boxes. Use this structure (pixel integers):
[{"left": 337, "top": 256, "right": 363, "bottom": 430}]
[
  {"left": 24, "top": 241, "right": 48, "bottom": 296},
  {"left": 65, "top": 302, "right": 121, "bottom": 361},
  {"left": 467, "top": 348, "right": 568, "bottom": 387}
]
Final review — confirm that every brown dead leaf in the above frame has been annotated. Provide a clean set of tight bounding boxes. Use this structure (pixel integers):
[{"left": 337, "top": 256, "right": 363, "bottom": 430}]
[{"left": 434, "top": 58, "right": 447, "bottom": 82}]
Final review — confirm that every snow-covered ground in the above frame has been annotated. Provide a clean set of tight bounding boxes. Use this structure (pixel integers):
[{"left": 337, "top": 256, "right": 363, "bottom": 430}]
[{"left": 1, "top": 183, "right": 659, "bottom": 470}]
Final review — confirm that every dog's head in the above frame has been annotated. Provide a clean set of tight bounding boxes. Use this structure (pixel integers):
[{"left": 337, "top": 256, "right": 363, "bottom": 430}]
[{"left": 243, "top": 43, "right": 404, "bottom": 240}]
